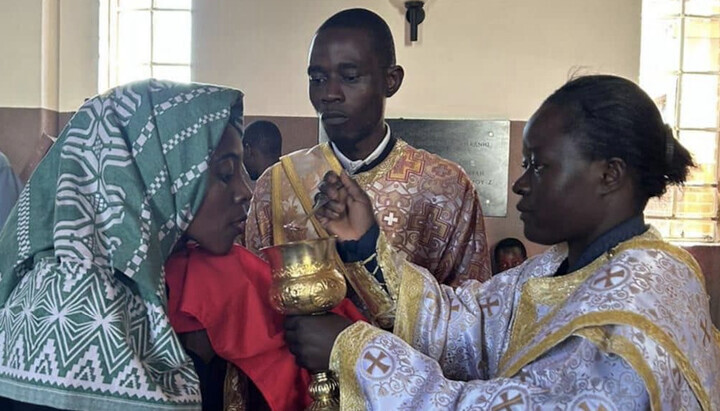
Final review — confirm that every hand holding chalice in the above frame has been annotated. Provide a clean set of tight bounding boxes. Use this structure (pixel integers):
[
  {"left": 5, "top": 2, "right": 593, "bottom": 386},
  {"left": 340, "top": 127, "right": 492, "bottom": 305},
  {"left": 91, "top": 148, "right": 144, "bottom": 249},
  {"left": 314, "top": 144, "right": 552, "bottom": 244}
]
[
  {"left": 262, "top": 237, "right": 348, "bottom": 410},
  {"left": 276, "top": 171, "right": 377, "bottom": 410}
]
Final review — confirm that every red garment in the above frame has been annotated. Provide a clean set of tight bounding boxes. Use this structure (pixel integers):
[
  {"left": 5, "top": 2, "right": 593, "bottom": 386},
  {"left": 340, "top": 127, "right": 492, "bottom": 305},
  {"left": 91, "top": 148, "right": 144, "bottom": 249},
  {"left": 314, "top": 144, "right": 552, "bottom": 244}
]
[{"left": 166, "top": 244, "right": 365, "bottom": 411}]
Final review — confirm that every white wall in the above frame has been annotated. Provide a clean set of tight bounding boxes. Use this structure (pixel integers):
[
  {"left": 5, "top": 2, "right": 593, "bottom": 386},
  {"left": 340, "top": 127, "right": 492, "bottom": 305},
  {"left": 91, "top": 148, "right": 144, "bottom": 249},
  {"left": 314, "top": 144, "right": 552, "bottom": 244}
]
[
  {"left": 0, "top": 0, "right": 97, "bottom": 111},
  {"left": 193, "top": 0, "right": 642, "bottom": 120},
  {"left": 0, "top": 0, "right": 44, "bottom": 108},
  {"left": 0, "top": 0, "right": 641, "bottom": 119},
  {"left": 58, "top": 0, "right": 99, "bottom": 112},
  {"left": 41, "top": 0, "right": 59, "bottom": 111}
]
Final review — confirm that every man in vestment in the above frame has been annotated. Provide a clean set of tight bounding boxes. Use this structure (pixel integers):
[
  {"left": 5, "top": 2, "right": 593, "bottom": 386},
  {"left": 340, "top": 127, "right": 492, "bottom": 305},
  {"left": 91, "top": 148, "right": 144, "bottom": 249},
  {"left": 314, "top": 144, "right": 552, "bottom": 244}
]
[
  {"left": 246, "top": 9, "right": 491, "bottom": 325},
  {"left": 283, "top": 76, "right": 720, "bottom": 409}
]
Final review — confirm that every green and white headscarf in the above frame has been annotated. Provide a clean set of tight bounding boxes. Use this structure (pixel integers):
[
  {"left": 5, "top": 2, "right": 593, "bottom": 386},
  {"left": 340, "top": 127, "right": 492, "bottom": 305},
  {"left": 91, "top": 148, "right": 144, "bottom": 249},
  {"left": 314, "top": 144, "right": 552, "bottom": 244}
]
[{"left": 0, "top": 79, "right": 242, "bottom": 410}]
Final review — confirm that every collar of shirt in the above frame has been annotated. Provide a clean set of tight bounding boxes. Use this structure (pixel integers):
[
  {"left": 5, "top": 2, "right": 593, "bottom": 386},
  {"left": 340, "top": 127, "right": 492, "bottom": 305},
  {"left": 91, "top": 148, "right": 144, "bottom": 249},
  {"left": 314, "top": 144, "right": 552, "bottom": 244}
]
[
  {"left": 555, "top": 214, "right": 648, "bottom": 276},
  {"left": 331, "top": 124, "right": 391, "bottom": 174}
]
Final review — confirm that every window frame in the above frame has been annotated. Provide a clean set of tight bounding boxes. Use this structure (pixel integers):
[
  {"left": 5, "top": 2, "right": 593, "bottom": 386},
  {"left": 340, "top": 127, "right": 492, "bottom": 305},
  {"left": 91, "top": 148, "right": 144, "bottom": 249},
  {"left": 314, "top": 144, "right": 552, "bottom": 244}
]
[
  {"left": 641, "top": 0, "right": 720, "bottom": 243},
  {"left": 99, "top": 0, "right": 192, "bottom": 92}
]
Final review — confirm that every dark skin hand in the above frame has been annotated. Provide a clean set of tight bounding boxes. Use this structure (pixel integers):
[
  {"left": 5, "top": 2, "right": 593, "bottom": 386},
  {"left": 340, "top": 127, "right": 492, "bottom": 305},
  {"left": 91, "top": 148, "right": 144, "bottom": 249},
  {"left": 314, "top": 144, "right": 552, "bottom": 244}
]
[
  {"left": 284, "top": 314, "right": 353, "bottom": 372},
  {"left": 314, "top": 170, "right": 375, "bottom": 241},
  {"left": 283, "top": 171, "right": 376, "bottom": 371}
]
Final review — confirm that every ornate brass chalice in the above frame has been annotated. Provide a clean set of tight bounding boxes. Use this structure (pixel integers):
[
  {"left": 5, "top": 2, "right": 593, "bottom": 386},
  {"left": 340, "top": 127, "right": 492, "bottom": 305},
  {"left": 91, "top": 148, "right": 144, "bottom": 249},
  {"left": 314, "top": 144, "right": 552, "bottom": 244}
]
[{"left": 261, "top": 237, "right": 346, "bottom": 411}]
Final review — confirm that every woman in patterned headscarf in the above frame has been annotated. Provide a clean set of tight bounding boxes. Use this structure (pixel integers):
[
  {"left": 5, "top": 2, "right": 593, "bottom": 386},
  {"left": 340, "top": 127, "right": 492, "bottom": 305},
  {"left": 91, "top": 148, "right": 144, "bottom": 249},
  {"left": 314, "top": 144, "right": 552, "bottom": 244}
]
[{"left": 0, "top": 79, "right": 249, "bottom": 410}]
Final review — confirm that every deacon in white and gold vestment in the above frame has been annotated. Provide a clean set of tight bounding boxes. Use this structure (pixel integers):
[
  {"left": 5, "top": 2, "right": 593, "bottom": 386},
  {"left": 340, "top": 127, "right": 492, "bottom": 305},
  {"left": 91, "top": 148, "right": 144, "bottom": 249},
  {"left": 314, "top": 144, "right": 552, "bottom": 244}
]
[{"left": 330, "top": 228, "right": 720, "bottom": 410}]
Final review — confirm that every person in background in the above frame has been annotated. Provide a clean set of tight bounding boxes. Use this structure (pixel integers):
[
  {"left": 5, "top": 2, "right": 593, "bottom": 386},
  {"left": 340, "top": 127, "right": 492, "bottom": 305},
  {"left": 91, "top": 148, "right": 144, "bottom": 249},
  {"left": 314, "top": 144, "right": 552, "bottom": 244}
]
[
  {"left": 0, "top": 150, "right": 22, "bottom": 230},
  {"left": 243, "top": 120, "right": 282, "bottom": 181},
  {"left": 284, "top": 75, "right": 720, "bottom": 409},
  {"left": 492, "top": 237, "right": 527, "bottom": 274}
]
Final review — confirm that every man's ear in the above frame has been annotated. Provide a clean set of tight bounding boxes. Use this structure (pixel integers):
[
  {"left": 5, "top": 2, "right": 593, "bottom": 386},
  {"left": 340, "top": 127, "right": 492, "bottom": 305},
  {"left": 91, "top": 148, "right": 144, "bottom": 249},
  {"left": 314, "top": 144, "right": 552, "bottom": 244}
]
[
  {"left": 599, "top": 157, "right": 628, "bottom": 195},
  {"left": 385, "top": 65, "right": 404, "bottom": 98}
]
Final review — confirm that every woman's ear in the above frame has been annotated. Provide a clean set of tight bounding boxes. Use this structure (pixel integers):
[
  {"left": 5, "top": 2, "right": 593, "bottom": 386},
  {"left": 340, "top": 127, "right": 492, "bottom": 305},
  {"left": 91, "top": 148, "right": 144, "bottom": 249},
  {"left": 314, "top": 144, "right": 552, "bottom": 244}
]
[
  {"left": 385, "top": 65, "right": 405, "bottom": 98},
  {"left": 599, "top": 157, "right": 628, "bottom": 195}
]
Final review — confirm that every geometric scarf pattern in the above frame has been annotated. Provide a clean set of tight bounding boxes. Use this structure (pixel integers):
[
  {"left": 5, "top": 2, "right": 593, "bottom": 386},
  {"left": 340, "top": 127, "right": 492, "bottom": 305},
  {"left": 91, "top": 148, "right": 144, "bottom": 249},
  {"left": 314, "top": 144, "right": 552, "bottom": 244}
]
[{"left": 0, "top": 79, "right": 242, "bottom": 410}]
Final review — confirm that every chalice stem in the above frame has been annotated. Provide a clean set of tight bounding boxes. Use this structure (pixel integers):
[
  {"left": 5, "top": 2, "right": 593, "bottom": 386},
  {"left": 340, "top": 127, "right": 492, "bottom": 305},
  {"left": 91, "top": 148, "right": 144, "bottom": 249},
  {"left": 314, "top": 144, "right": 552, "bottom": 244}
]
[{"left": 307, "top": 371, "right": 340, "bottom": 411}]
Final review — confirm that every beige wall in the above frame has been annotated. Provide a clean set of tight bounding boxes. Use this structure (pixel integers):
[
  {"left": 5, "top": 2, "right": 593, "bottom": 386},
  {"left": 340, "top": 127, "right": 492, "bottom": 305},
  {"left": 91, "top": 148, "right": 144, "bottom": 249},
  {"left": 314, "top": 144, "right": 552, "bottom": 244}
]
[
  {"left": 0, "top": 0, "right": 44, "bottom": 108},
  {"left": 0, "top": 0, "right": 642, "bottom": 115},
  {"left": 0, "top": 0, "right": 98, "bottom": 111},
  {"left": 58, "top": 0, "right": 99, "bottom": 112},
  {"left": 193, "top": 0, "right": 642, "bottom": 119},
  {"left": 0, "top": 0, "right": 98, "bottom": 172},
  {"left": 0, "top": 0, "right": 643, "bottom": 171}
]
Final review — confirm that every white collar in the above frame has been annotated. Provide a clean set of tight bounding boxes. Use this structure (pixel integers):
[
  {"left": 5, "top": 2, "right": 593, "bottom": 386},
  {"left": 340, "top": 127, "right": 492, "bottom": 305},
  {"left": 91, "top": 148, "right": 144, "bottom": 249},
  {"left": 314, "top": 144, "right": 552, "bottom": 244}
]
[{"left": 331, "top": 124, "right": 391, "bottom": 174}]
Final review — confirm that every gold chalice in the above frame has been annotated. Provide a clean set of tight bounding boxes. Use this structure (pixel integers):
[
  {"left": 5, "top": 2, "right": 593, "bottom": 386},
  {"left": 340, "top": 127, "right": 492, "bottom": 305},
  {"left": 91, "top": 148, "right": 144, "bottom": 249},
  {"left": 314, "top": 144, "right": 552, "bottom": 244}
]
[{"left": 261, "top": 237, "right": 346, "bottom": 411}]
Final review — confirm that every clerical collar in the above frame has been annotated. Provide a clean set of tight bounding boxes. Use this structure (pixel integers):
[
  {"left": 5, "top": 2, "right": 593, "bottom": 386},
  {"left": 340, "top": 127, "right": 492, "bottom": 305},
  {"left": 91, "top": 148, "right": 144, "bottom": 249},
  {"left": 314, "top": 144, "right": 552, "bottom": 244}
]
[
  {"left": 331, "top": 124, "right": 392, "bottom": 174},
  {"left": 555, "top": 214, "right": 648, "bottom": 276}
]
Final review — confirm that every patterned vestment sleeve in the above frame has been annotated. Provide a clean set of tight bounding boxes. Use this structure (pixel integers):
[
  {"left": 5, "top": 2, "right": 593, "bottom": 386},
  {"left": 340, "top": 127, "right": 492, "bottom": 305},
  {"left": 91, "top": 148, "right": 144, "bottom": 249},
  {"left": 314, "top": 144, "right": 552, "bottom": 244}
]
[
  {"left": 330, "top": 321, "right": 656, "bottom": 410},
  {"left": 444, "top": 178, "right": 492, "bottom": 285},
  {"left": 327, "top": 241, "right": 716, "bottom": 410},
  {"left": 393, "top": 257, "right": 495, "bottom": 381},
  {"left": 245, "top": 166, "right": 274, "bottom": 254},
  {"left": 329, "top": 260, "right": 658, "bottom": 410}
]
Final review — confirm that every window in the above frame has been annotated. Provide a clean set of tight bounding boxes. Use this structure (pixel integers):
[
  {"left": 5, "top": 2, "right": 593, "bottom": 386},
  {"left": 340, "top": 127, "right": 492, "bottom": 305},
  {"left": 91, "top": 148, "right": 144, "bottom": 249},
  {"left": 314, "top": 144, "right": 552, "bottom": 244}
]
[
  {"left": 99, "top": 0, "right": 192, "bottom": 92},
  {"left": 640, "top": 0, "right": 720, "bottom": 242}
]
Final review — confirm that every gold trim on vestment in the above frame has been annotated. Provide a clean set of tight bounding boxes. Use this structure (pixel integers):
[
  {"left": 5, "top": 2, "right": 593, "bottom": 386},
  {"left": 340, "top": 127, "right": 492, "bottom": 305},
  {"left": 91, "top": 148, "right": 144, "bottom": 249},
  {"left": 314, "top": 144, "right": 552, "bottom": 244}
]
[
  {"left": 501, "top": 310, "right": 712, "bottom": 410},
  {"left": 280, "top": 156, "right": 329, "bottom": 238},
  {"left": 353, "top": 140, "right": 407, "bottom": 187},
  {"left": 223, "top": 363, "right": 248, "bottom": 410},
  {"left": 575, "top": 327, "right": 661, "bottom": 410},
  {"left": 500, "top": 230, "right": 692, "bottom": 373},
  {"left": 271, "top": 164, "right": 286, "bottom": 245},
  {"left": 376, "top": 231, "right": 401, "bottom": 300},
  {"left": 499, "top": 250, "right": 609, "bottom": 373},
  {"left": 320, "top": 143, "right": 344, "bottom": 175},
  {"left": 330, "top": 321, "right": 384, "bottom": 410},
  {"left": 394, "top": 262, "right": 426, "bottom": 344},
  {"left": 498, "top": 230, "right": 713, "bottom": 409},
  {"left": 629, "top": 238, "right": 706, "bottom": 292},
  {"left": 319, "top": 141, "right": 411, "bottom": 323},
  {"left": 320, "top": 140, "right": 408, "bottom": 187},
  {"left": 343, "top": 261, "right": 396, "bottom": 329}
]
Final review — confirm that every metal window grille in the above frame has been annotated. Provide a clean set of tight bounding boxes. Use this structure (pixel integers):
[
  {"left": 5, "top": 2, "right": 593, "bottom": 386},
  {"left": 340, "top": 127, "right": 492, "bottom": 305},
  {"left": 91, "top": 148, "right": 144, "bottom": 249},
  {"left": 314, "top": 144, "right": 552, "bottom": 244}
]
[
  {"left": 641, "top": 0, "right": 720, "bottom": 242},
  {"left": 99, "top": 0, "right": 191, "bottom": 92}
]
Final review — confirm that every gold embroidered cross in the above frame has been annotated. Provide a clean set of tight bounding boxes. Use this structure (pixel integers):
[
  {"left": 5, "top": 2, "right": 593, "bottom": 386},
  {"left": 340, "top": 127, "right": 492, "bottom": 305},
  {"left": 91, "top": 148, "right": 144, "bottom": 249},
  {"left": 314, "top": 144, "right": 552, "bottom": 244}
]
[
  {"left": 363, "top": 351, "right": 391, "bottom": 374},
  {"left": 408, "top": 204, "right": 450, "bottom": 246},
  {"left": 491, "top": 391, "right": 524, "bottom": 411},
  {"left": 481, "top": 297, "right": 500, "bottom": 316},
  {"left": 593, "top": 269, "right": 624, "bottom": 288}
]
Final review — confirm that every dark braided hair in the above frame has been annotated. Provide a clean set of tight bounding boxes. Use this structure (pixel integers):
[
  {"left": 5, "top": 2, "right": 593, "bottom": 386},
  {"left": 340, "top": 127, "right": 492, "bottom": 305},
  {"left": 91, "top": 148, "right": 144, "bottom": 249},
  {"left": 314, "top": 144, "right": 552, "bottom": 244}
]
[{"left": 542, "top": 75, "right": 695, "bottom": 208}]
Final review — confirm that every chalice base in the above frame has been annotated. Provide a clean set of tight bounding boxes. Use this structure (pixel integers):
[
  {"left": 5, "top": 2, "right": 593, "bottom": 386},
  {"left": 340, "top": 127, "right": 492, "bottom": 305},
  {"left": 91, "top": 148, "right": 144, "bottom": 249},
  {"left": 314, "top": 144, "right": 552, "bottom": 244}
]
[{"left": 306, "top": 371, "right": 340, "bottom": 411}]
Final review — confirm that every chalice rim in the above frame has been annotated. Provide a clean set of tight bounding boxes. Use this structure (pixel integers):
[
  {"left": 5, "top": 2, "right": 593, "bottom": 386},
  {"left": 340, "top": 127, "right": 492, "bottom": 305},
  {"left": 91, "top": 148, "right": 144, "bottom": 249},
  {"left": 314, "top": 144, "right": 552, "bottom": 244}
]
[{"left": 259, "top": 236, "right": 339, "bottom": 253}]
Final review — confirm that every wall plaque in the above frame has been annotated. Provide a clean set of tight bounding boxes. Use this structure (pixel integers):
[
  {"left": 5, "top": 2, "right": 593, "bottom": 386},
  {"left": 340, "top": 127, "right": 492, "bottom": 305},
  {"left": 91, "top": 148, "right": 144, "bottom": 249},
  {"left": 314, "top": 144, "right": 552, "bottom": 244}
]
[{"left": 387, "top": 119, "right": 510, "bottom": 217}]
